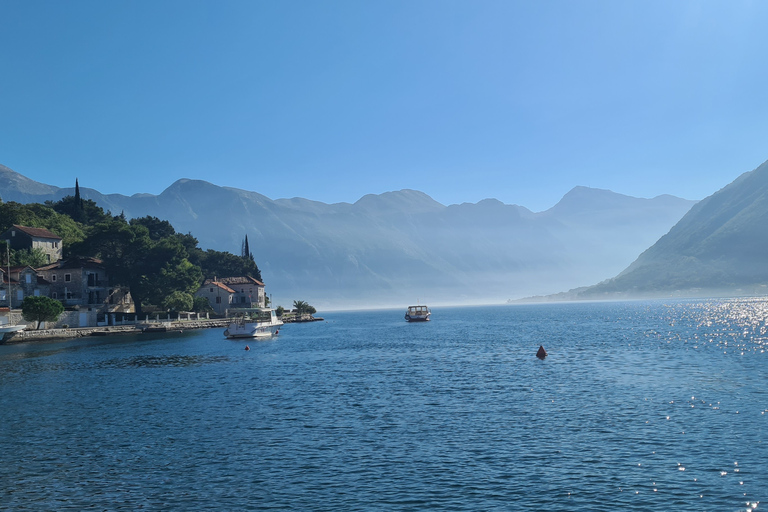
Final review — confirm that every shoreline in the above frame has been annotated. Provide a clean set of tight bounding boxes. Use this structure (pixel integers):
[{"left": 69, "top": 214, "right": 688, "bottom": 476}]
[
  {"left": 1, "top": 319, "right": 231, "bottom": 345},
  {"left": 1, "top": 316, "right": 325, "bottom": 344}
]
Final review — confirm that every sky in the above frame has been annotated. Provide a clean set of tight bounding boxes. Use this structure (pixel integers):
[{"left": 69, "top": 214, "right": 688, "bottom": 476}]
[{"left": 2, "top": 0, "right": 768, "bottom": 212}]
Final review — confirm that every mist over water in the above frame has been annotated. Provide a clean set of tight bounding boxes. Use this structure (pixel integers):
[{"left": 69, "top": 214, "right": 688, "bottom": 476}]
[{"left": 0, "top": 299, "right": 765, "bottom": 510}]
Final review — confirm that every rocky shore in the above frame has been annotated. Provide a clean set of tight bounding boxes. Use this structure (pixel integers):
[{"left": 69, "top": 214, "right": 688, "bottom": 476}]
[
  {"left": 1, "top": 319, "right": 231, "bottom": 344},
  {"left": 2, "top": 315, "right": 325, "bottom": 344}
]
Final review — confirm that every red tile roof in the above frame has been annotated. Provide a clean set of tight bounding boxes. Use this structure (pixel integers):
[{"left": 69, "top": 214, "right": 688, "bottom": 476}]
[
  {"left": 10, "top": 225, "right": 62, "bottom": 240},
  {"left": 204, "top": 276, "right": 265, "bottom": 287},
  {"left": 208, "top": 281, "right": 237, "bottom": 294}
]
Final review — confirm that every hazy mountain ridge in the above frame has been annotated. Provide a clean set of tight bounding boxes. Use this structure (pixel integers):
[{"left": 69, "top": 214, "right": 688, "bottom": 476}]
[
  {"left": 0, "top": 164, "right": 696, "bottom": 308},
  {"left": 545, "top": 159, "right": 768, "bottom": 301}
]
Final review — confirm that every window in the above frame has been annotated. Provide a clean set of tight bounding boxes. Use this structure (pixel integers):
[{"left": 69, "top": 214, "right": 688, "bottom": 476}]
[
  {"left": 0, "top": 290, "right": 5, "bottom": 300},
  {"left": 215, "top": 296, "right": 221, "bottom": 303},
  {"left": 65, "top": 274, "right": 71, "bottom": 282},
  {"left": 52, "top": 292, "right": 57, "bottom": 299},
  {"left": 52, "top": 274, "right": 57, "bottom": 282},
  {"left": 34, "top": 289, "right": 40, "bottom": 296},
  {"left": 210, "top": 288, "right": 214, "bottom": 292},
  {"left": 26, "top": 274, "right": 32, "bottom": 283},
  {"left": 17, "top": 290, "right": 23, "bottom": 301}
]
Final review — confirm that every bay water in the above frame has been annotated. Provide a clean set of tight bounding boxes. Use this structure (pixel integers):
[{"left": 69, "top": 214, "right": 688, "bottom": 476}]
[{"left": 0, "top": 299, "right": 766, "bottom": 511}]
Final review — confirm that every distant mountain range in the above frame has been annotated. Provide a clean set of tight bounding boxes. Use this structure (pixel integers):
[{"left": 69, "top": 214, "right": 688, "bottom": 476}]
[
  {"left": 552, "top": 159, "right": 768, "bottom": 300},
  {"left": 0, "top": 164, "right": 696, "bottom": 309}
]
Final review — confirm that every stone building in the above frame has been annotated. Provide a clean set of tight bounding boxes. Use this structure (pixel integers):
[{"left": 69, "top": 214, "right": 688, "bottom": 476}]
[
  {"left": 1, "top": 225, "right": 63, "bottom": 264},
  {"left": 195, "top": 276, "right": 266, "bottom": 316},
  {"left": 0, "top": 266, "right": 50, "bottom": 309},
  {"left": 36, "top": 257, "right": 133, "bottom": 312}
]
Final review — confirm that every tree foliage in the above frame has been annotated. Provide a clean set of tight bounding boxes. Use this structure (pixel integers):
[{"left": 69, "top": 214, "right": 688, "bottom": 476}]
[
  {"left": 0, "top": 201, "right": 85, "bottom": 249},
  {"left": 162, "top": 291, "right": 194, "bottom": 312},
  {"left": 191, "top": 248, "right": 262, "bottom": 282},
  {"left": 21, "top": 296, "right": 64, "bottom": 329},
  {"left": 292, "top": 300, "right": 316, "bottom": 316},
  {"left": 12, "top": 248, "right": 48, "bottom": 267},
  {"left": 50, "top": 196, "right": 110, "bottom": 227},
  {"left": 192, "top": 296, "right": 213, "bottom": 313},
  {"left": 74, "top": 216, "right": 203, "bottom": 315},
  {"left": 7, "top": 196, "right": 264, "bottom": 316}
]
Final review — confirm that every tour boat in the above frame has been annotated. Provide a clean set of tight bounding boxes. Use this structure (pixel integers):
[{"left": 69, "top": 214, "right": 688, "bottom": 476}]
[
  {"left": 405, "top": 305, "right": 431, "bottom": 322},
  {"left": 224, "top": 308, "right": 283, "bottom": 339}
]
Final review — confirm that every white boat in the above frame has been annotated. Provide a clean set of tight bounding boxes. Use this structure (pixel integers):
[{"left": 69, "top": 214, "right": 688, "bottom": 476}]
[
  {"left": 405, "top": 305, "right": 431, "bottom": 322},
  {"left": 0, "top": 324, "right": 25, "bottom": 334},
  {"left": 224, "top": 308, "right": 283, "bottom": 339}
]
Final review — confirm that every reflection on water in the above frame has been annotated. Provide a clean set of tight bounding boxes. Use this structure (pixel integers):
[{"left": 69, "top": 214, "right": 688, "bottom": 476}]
[{"left": 0, "top": 299, "right": 765, "bottom": 511}]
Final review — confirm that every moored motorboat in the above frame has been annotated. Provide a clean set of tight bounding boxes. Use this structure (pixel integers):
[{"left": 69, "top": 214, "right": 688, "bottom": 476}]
[
  {"left": 224, "top": 308, "right": 283, "bottom": 338},
  {"left": 0, "top": 324, "right": 26, "bottom": 334},
  {"left": 405, "top": 305, "right": 431, "bottom": 322}
]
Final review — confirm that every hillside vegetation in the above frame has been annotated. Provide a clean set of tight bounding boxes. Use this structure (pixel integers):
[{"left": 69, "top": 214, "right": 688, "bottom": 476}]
[{"left": 1, "top": 197, "right": 261, "bottom": 314}]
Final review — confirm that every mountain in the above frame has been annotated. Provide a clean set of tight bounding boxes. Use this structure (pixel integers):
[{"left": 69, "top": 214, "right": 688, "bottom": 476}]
[
  {"left": 556, "top": 159, "right": 768, "bottom": 300},
  {"left": 0, "top": 164, "right": 695, "bottom": 309}
]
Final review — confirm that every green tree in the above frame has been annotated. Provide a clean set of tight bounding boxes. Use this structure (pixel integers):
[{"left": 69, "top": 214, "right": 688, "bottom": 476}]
[
  {"left": 190, "top": 248, "right": 262, "bottom": 282},
  {"left": 130, "top": 216, "right": 177, "bottom": 240},
  {"left": 275, "top": 305, "right": 284, "bottom": 317},
  {"left": 0, "top": 201, "right": 85, "bottom": 249},
  {"left": 162, "top": 291, "right": 194, "bottom": 312},
  {"left": 192, "top": 296, "right": 213, "bottom": 313},
  {"left": 49, "top": 196, "right": 109, "bottom": 227},
  {"left": 76, "top": 217, "right": 203, "bottom": 315},
  {"left": 21, "top": 296, "right": 64, "bottom": 329},
  {"left": 12, "top": 248, "right": 48, "bottom": 267},
  {"left": 292, "top": 300, "right": 316, "bottom": 316}
]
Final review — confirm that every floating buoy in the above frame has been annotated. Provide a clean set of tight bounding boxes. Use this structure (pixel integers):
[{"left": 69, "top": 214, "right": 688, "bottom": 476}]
[
  {"left": 536, "top": 345, "right": 547, "bottom": 360},
  {"left": 275, "top": 329, "right": 279, "bottom": 335},
  {"left": 245, "top": 345, "right": 250, "bottom": 351}
]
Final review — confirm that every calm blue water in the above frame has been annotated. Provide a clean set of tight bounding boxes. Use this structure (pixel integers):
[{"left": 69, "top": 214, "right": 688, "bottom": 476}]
[{"left": 0, "top": 299, "right": 766, "bottom": 511}]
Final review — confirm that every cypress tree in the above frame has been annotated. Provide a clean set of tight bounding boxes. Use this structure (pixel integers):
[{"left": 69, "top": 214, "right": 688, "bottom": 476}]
[{"left": 74, "top": 178, "right": 84, "bottom": 221}]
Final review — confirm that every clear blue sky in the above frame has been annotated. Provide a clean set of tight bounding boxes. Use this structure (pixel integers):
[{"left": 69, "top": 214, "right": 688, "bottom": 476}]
[{"left": 2, "top": 0, "right": 767, "bottom": 212}]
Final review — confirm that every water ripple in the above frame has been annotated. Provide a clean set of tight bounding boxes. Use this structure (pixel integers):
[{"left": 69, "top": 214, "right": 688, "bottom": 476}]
[{"left": 0, "top": 299, "right": 765, "bottom": 510}]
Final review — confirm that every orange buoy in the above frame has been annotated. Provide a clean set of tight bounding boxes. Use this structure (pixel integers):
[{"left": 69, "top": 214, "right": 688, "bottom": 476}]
[
  {"left": 245, "top": 345, "right": 250, "bottom": 351},
  {"left": 536, "top": 345, "right": 547, "bottom": 360}
]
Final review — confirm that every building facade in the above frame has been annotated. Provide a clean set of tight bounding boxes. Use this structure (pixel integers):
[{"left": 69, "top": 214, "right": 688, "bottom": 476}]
[
  {"left": 195, "top": 276, "right": 266, "bottom": 316},
  {"left": 36, "top": 257, "right": 133, "bottom": 312},
  {"left": 0, "top": 266, "right": 50, "bottom": 309},
  {"left": 194, "top": 281, "right": 236, "bottom": 316},
  {"left": 1, "top": 225, "right": 63, "bottom": 263}
]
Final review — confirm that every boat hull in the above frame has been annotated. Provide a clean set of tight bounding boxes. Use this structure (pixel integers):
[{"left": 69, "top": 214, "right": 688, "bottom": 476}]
[
  {"left": 224, "top": 308, "right": 283, "bottom": 339},
  {"left": 224, "top": 325, "right": 280, "bottom": 339},
  {"left": 0, "top": 325, "right": 26, "bottom": 334}
]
